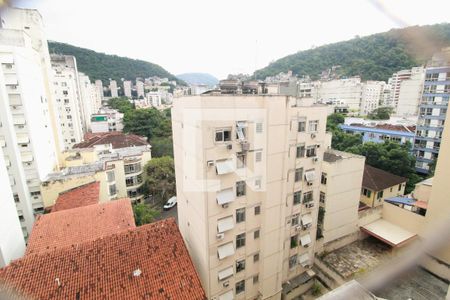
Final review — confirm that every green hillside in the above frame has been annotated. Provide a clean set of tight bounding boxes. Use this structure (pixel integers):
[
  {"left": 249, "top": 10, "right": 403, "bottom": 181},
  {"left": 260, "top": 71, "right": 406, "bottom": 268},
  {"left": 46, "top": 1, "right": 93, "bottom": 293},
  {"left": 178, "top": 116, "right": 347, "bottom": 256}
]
[
  {"left": 48, "top": 41, "right": 184, "bottom": 85},
  {"left": 254, "top": 23, "right": 450, "bottom": 81}
]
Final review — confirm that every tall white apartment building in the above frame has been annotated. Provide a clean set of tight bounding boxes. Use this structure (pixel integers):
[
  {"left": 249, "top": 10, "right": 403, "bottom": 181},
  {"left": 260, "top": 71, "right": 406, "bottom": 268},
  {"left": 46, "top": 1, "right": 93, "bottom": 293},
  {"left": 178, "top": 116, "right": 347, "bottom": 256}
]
[
  {"left": 124, "top": 80, "right": 132, "bottom": 98},
  {"left": 173, "top": 94, "right": 330, "bottom": 299},
  {"left": 389, "top": 67, "right": 424, "bottom": 113},
  {"left": 51, "top": 54, "right": 85, "bottom": 148},
  {"left": 78, "top": 72, "right": 94, "bottom": 131},
  {"left": 317, "top": 77, "right": 362, "bottom": 112},
  {"left": 396, "top": 67, "right": 425, "bottom": 116},
  {"left": 95, "top": 79, "right": 104, "bottom": 103},
  {"left": 136, "top": 80, "right": 145, "bottom": 98},
  {"left": 146, "top": 91, "right": 162, "bottom": 107},
  {"left": 0, "top": 7, "right": 59, "bottom": 238},
  {"left": 109, "top": 79, "right": 118, "bottom": 98},
  {"left": 360, "top": 81, "right": 385, "bottom": 115},
  {"left": 0, "top": 146, "right": 26, "bottom": 267}
]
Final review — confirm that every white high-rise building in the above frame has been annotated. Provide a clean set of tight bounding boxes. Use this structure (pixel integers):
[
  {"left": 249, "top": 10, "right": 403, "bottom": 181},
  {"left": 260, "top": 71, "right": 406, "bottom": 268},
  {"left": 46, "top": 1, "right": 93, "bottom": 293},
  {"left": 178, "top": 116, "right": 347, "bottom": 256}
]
[
  {"left": 0, "top": 17, "right": 59, "bottom": 237},
  {"left": 95, "top": 79, "right": 104, "bottom": 103},
  {"left": 136, "top": 80, "right": 145, "bottom": 98},
  {"left": 78, "top": 72, "right": 95, "bottom": 131},
  {"left": 51, "top": 54, "right": 85, "bottom": 149},
  {"left": 109, "top": 79, "right": 118, "bottom": 98},
  {"left": 360, "top": 81, "right": 385, "bottom": 115},
  {"left": 124, "top": 80, "right": 132, "bottom": 98},
  {"left": 173, "top": 94, "right": 331, "bottom": 299},
  {"left": 396, "top": 67, "right": 425, "bottom": 117},
  {"left": 317, "top": 77, "right": 363, "bottom": 112},
  {"left": 0, "top": 147, "right": 26, "bottom": 267}
]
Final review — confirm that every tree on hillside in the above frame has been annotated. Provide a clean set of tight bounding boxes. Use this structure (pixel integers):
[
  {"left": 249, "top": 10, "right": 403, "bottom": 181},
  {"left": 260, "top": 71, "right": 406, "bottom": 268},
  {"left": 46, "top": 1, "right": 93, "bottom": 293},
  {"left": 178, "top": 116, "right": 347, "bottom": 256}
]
[
  {"left": 123, "top": 108, "right": 171, "bottom": 140},
  {"left": 142, "top": 156, "right": 175, "bottom": 204},
  {"left": 132, "top": 203, "right": 160, "bottom": 226},
  {"left": 108, "top": 97, "right": 134, "bottom": 113}
]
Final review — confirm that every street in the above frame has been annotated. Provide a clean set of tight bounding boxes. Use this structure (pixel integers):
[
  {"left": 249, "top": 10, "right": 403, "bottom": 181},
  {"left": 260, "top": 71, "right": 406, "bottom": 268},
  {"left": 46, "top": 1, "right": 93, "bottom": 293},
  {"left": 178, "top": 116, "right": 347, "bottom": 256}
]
[{"left": 155, "top": 205, "right": 178, "bottom": 223}]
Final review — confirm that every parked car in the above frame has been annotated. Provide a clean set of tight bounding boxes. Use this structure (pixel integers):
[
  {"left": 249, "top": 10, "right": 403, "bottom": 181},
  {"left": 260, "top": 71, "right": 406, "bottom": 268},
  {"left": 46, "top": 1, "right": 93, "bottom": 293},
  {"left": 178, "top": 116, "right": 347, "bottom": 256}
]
[{"left": 163, "top": 196, "right": 177, "bottom": 210}]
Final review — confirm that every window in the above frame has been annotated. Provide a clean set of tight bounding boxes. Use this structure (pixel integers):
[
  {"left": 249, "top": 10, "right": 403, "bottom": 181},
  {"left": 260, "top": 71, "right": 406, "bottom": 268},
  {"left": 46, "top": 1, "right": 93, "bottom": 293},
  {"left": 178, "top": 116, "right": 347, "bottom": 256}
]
[
  {"left": 256, "top": 122, "right": 263, "bottom": 133},
  {"left": 236, "top": 208, "right": 246, "bottom": 223},
  {"left": 303, "top": 192, "right": 313, "bottom": 203},
  {"left": 254, "top": 229, "right": 260, "bottom": 239},
  {"left": 293, "top": 191, "right": 302, "bottom": 205},
  {"left": 236, "top": 181, "right": 246, "bottom": 197},
  {"left": 309, "top": 120, "right": 319, "bottom": 132},
  {"left": 255, "top": 151, "right": 262, "bottom": 162},
  {"left": 236, "top": 259, "right": 246, "bottom": 273},
  {"left": 294, "top": 168, "right": 303, "bottom": 182},
  {"left": 64, "top": 99, "right": 69, "bottom": 104},
  {"left": 289, "top": 255, "right": 297, "bottom": 269},
  {"left": 126, "top": 177, "right": 134, "bottom": 187},
  {"left": 236, "top": 233, "right": 246, "bottom": 248},
  {"left": 107, "top": 171, "right": 115, "bottom": 182},
  {"left": 215, "top": 129, "right": 231, "bottom": 142},
  {"left": 398, "top": 184, "right": 402, "bottom": 191},
  {"left": 237, "top": 153, "right": 246, "bottom": 168},
  {"left": 377, "top": 191, "right": 384, "bottom": 199},
  {"left": 254, "top": 205, "right": 261, "bottom": 215},
  {"left": 297, "top": 120, "right": 306, "bottom": 132},
  {"left": 296, "top": 144, "right": 305, "bottom": 158},
  {"left": 108, "top": 184, "right": 117, "bottom": 196},
  {"left": 13, "top": 194, "right": 20, "bottom": 203},
  {"left": 321, "top": 173, "right": 327, "bottom": 185},
  {"left": 236, "top": 280, "right": 245, "bottom": 294},
  {"left": 362, "top": 188, "right": 372, "bottom": 198},
  {"left": 30, "top": 191, "right": 41, "bottom": 197},
  {"left": 306, "top": 145, "right": 316, "bottom": 157},
  {"left": 290, "top": 235, "right": 298, "bottom": 248},
  {"left": 291, "top": 214, "right": 299, "bottom": 226},
  {"left": 253, "top": 274, "right": 259, "bottom": 284},
  {"left": 255, "top": 178, "right": 261, "bottom": 189},
  {"left": 320, "top": 192, "right": 326, "bottom": 203},
  {"left": 124, "top": 163, "right": 141, "bottom": 174},
  {"left": 253, "top": 253, "right": 260, "bottom": 262}
]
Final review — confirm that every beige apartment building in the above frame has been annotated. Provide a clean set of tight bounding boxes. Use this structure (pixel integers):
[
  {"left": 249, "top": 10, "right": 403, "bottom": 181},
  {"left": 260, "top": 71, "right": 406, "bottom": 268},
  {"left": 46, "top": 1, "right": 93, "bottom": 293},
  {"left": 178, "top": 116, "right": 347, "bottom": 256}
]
[{"left": 172, "top": 94, "right": 331, "bottom": 300}]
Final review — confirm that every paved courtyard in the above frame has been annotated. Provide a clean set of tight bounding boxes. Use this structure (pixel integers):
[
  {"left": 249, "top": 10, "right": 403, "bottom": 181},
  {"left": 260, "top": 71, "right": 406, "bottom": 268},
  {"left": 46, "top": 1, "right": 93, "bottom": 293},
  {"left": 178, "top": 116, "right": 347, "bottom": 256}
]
[{"left": 321, "top": 237, "right": 391, "bottom": 279}]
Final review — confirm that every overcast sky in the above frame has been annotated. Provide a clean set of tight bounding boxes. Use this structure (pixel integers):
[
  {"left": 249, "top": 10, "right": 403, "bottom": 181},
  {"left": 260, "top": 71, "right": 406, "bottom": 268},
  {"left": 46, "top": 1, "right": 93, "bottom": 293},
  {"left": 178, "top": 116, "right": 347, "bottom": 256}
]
[{"left": 13, "top": 0, "right": 450, "bottom": 79}]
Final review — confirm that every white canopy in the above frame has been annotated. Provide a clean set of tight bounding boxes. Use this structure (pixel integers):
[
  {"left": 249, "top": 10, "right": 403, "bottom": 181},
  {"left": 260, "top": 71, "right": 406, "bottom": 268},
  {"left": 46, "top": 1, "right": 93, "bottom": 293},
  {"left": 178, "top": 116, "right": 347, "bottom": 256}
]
[
  {"left": 218, "top": 266, "right": 234, "bottom": 281},
  {"left": 217, "top": 242, "right": 235, "bottom": 260},
  {"left": 301, "top": 214, "right": 313, "bottom": 226},
  {"left": 21, "top": 153, "right": 33, "bottom": 163},
  {"left": 0, "top": 139, "right": 5, "bottom": 147},
  {"left": 217, "top": 188, "right": 235, "bottom": 205},
  {"left": 304, "top": 170, "right": 315, "bottom": 182},
  {"left": 219, "top": 290, "right": 234, "bottom": 300},
  {"left": 16, "top": 135, "right": 29, "bottom": 144},
  {"left": 217, "top": 216, "right": 234, "bottom": 233},
  {"left": 216, "top": 160, "right": 234, "bottom": 175},
  {"left": 300, "top": 233, "right": 311, "bottom": 246},
  {"left": 13, "top": 116, "right": 26, "bottom": 125},
  {"left": 299, "top": 253, "right": 310, "bottom": 267},
  {"left": 361, "top": 219, "right": 416, "bottom": 247}
]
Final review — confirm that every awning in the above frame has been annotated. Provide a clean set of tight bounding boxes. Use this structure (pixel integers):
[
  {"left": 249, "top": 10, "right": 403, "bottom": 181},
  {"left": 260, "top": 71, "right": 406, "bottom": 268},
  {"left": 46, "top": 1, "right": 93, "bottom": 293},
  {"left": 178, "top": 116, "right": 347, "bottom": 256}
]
[
  {"left": 301, "top": 214, "right": 313, "bottom": 226},
  {"left": 16, "top": 135, "right": 30, "bottom": 144},
  {"left": 299, "top": 253, "right": 310, "bottom": 267},
  {"left": 21, "top": 153, "right": 33, "bottom": 162},
  {"left": 217, "top": 188, "right": 235, "bottom": 205},
  {"left": 218, "top": 266, "right": 234, "bottom": 281},
  {"left": 300, "top": 234, "right": 311, "bottom": 246},
  {"left": 217, "top": 242, "right": 235, "bottom": 260},
  {"left": 385, "top": 196, "right": 415, "bottom": 206},
  {"left": 0, "top": 139, "right": 5, "bottom": 147},
  {"left": 217, "top": 216, "right": 234, "bottom": 233},
  {"left": 304, "top": 170, "right": 315, "bottom": 182},
  {"left": 219, "top": 290, "right": 234, "bottom": 300},
  {"left": 216, "top": 160, "right": 234, "bottom": 175},
  {"left": 13, "top": 116, "right": 26, "bottom": 125},
  {"left": 361, "top": 219, "right": 416, "bottom": 247}
]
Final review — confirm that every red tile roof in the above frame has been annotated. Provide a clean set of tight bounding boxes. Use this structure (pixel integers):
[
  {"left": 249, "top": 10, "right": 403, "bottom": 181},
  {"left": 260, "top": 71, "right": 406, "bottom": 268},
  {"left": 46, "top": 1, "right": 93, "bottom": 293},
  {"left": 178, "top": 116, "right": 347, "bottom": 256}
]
[
  {"left": 26, "top": 199, "right": 135, "bottom": 255},
  {"left": 362, "top": 165, "right": 407, "bottom": 192},
  {"left": 74, "top": 132, "right": 149, "bottom": 149},
  {"left": 51, "top": 181, "right": 100, "bottom": 212},
  {"left": 0, "top": 218, "right": 206, "bottom": 300}
]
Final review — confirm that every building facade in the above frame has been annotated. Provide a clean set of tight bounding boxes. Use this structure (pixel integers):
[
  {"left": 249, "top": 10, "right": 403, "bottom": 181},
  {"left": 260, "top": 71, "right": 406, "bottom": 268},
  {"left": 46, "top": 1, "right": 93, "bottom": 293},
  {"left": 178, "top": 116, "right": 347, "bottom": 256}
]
[
  {"left": 173, "top": 94, "right": 331, "bottom": 299},
  {"left": 340, "top": 123, "right": 416, "bottom": 147},
  {"left": 395, "top": 67, "right": 425, "bottom": 117},
  {"left": 123, "top": 80, "right": 132, "bottom": 98},
  {"left": 360, "top": 81, "right": 385, "bottom": 116},
  {"left": 317, "top": 77, "right": 362, "bottom": 113},
  {"left": 109, "top": 79, "right": 118, "bottom": 98}
]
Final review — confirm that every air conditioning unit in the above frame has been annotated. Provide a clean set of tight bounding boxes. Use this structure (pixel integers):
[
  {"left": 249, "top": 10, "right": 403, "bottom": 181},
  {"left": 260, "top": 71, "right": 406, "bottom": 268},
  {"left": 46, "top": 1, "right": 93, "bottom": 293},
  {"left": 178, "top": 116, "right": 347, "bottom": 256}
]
[
  {"left": 304, "top": 264, "right": 311, "bottom": 269},
  {"left": 304, "top": 244, "right": 309, "bottom": 248},
  {"left": 307, "top": 182, "right": 313, "bottom": 186},
  {"left": 222, "top": 204, "right": 229, "bottom": 208},
  {"left": 207, "top": 160, "right": 215, "bottom": 167},
  {"left": 223, "top": 281, "right": 230, "bottom": 287},
  {"left": 216, "top": 233, "right": 225, "bottom": 240},
  {"left": 295, "top": 225, "right": 302, "bottom": 232},
  {"left": 313, "top": 157, "right": 319, "bottom": 163},
  {"left": 311, "top": 133, "right": 316, "bottom": 139},
  {"left": 306, "top": 203, "right": 314, "bottom": 208},
  {"left": 227, "top": 144, "right": 233, "bottom": 150},
  {"left": 241, "top": 142, "right": 250, "bottom": 151}
]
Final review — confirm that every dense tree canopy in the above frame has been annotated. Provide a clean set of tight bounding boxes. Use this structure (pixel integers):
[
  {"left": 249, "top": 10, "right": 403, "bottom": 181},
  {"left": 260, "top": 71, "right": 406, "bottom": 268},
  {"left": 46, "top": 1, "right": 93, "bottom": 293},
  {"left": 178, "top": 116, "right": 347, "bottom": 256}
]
[
  {"left": 48, "top": 41, "right": 185, "bottom": 85},
  {"left": 254, "top": 24, "right": 450, "bottom": 81},
  {"left": 367, "top": 107, "right": 393, "bottom": 120},
  {"left": 132, "top": 203, "right": 160, "bottom": 226},
  {"left": 142, "top": 156, "right": 176, "bottom": 204}
]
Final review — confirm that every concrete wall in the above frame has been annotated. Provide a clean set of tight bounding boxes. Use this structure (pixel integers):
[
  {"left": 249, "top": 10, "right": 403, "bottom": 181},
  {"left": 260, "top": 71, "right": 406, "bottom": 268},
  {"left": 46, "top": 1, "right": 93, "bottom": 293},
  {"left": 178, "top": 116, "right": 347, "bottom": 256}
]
[{"left": 381, "top": 202, "right": 426, "bottom": 235}]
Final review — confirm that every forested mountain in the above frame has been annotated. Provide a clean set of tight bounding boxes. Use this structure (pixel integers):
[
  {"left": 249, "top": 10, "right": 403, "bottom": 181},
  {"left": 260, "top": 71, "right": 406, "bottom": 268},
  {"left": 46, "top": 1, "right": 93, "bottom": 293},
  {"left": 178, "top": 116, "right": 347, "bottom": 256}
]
[
  {"left": 254, "top": 23, "right": 450, "bottom": 81},
  {"left": 177, "top": 73, "right": 219, "bottom": 86},
  {"left": 48, "top": 41, "right": 183, "bottom": 85}
]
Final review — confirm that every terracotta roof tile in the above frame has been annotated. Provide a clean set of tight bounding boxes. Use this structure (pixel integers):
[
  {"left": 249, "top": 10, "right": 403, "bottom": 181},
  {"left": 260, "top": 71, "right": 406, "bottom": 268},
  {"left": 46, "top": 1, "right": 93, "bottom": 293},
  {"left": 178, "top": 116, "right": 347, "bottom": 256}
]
[
  {"left": 0, "top": 218, "right": 206, "bottom": 300},
  {"left": 74, "top": 132, "right": 149, "bottom": 149},
  {"left": 362, "top": 165, "right": 407, "bottom": 192},
  {"left": 26, "top": 199, "right": 135, "bottom": 255},
  {"left": 51, "top": 181, "right": 100, "bottom": 212}
]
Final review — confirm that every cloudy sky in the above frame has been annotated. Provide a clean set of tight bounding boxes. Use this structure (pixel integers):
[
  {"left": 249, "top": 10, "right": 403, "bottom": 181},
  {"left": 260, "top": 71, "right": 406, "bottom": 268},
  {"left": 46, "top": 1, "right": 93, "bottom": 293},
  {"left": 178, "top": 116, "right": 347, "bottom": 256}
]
[{"left": 13, "top": 0, "right": 450, "bottom": 79}]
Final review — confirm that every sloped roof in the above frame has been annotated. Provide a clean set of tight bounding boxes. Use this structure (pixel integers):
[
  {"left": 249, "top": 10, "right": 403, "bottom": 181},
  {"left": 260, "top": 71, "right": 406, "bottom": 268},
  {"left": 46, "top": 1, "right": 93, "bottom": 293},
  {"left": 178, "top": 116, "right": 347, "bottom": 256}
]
[
  {"left": 74, "top": 132, "right": 149, "bottom": 149},
  {"left": 0, "top": 219, "right": 206, "bottom": 300},
  {"left": 51, "top": 181, "right": 100, "bottom": 212},
  {"left": 26, "top": 199, "right": 135, "bottom": 255},
  {"left": 362, "top": 165, "right": 407, "bottom": 192}
]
